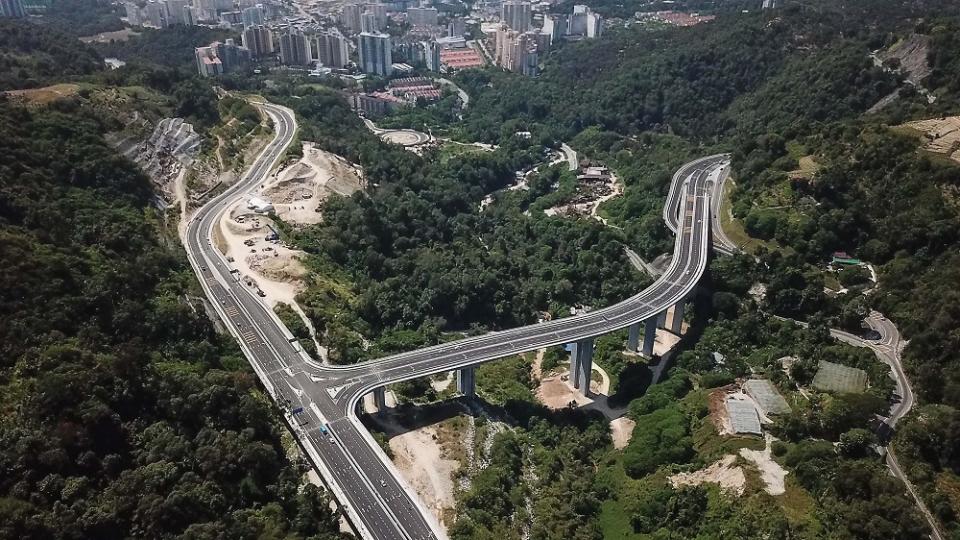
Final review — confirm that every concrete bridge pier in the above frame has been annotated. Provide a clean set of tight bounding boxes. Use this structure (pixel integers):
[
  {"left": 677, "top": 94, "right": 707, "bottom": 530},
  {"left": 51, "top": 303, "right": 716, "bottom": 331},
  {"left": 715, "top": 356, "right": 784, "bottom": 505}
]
[
  {"left": 642, "top": 317, "right": 657, "bottom": 357},
  {"left": 627, "top": 322, "right": 640, "bottom": 352},
  {"left": 669, "top": 298, "right": 686, "bottom": 334},
  {"left": 568, "top": 337, "right": 595, "bottom": 393},
  {"left": 373, "top": 387, "right": 387, "bottom": 411},
  {"left": 656, "top": 310, "right": 668, "bottom": 329},
  {"left": 457, "top": 366, "right": 476, "bottom": 397}
]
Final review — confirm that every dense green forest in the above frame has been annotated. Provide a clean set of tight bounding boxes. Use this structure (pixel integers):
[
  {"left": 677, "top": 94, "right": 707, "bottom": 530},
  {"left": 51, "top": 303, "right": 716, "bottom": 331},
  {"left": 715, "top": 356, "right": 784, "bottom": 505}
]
[
  {"left": 0, "top": 27, "right": 346, "bottom": 539},
  {"left": 269, "top": 87, "right": 646, "bottom": 363},
  {"left": 33, "top": 0, "right": 125, "bottom": 37},
  {"left": 0, "top": 19, "right": 103, "bottom": 89},
  {"left": 94, "top": 26, "right": 238, "bottom": 71},
  {"left": 717, "top": 5, "right": 960, "bottom": 537}
]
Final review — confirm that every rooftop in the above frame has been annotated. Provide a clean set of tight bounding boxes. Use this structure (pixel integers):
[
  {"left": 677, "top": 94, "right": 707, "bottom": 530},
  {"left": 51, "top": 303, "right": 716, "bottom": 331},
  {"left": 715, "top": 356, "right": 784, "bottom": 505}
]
[
  {"left": 743, "top": 379, "right": 791, "bottom": 415},
  {"left": 726, "top": 397, "right": 762, "bottom": 435}
]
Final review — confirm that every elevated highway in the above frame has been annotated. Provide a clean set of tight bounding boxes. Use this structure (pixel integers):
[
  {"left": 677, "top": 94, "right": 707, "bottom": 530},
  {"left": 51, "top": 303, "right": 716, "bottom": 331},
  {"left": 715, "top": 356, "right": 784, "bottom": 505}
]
[{"left": 183, "top": 100, "right": 729, "bottom": 540}]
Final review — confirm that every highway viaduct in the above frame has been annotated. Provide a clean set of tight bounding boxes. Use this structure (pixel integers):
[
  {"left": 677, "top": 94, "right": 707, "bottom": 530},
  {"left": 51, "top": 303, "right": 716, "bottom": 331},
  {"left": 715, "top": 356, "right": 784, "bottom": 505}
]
[{"left": 183, "top": 100, "right": 730, "bottom": 540}]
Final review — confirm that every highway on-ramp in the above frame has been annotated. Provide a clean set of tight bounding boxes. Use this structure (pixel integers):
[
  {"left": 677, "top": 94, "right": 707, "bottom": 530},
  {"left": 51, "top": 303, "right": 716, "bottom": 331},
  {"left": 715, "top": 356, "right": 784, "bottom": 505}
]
[{"left": 183, "top": 100, "right": 728, "bottom": 540}]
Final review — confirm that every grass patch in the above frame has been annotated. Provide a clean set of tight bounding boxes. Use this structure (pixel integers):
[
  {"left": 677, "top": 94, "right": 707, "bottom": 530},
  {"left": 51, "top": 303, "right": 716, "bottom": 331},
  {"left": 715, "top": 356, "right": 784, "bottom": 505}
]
[
  {"left": 776, "top": 476, "right": 822, "bottom": 531},
  {"left": 437, "top": 141, "right": 488, "bottom": 164},
  {"left": 719, "top": 177, "right": 791, "bottom": 255},
  {"left": 598, "top": 498, "right": 639, "bottom": 539},
  {"left": 4, "top": 83, "right": 81, "bottom": 105},
  {"left": 693, "top": 416, "right": 765, "bottom": 463}
]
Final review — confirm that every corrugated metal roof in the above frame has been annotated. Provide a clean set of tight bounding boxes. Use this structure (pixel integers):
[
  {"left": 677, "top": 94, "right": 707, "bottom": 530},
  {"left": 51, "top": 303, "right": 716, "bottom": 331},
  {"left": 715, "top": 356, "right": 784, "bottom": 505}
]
[
  {"left": 743, "top": 379, "right": 791, "bottom": 415},
  {"left": 726, "top": 398, "right": 762, "bottom": 435}
]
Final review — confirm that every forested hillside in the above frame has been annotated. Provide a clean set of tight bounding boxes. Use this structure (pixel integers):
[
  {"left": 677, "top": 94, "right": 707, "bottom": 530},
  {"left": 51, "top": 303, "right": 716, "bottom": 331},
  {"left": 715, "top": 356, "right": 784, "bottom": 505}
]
[
  {"left": 718, "top": 5, "right": 960, "bottom": 535},
  {"left": 0, "top": 20, "right": 103, "bottom": 89},
  {"left": 0, "top": 23, "right": 346, "bottom": 539},
  {"left": 272, "top": 88, "right": 646, "bottom": 363}
]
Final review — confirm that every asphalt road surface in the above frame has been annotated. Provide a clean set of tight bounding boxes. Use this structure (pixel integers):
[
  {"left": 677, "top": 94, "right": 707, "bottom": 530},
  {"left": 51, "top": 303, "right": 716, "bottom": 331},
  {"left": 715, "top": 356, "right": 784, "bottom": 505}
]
[{"left": 183, "top": 100, "right": 727, "bottom": 540}]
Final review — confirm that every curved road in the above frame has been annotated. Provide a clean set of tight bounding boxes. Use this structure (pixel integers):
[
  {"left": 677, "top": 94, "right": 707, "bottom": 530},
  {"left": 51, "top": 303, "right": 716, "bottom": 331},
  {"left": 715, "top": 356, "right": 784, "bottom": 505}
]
[{"left": 183, "top": 101, "right": 726, "bottom": 540}]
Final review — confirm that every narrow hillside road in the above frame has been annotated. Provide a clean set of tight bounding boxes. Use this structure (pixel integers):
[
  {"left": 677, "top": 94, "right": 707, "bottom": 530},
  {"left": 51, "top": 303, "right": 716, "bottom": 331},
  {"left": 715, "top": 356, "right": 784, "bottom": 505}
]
[{"left": 779, "top": 312, "right": 941, "bottom": 540}]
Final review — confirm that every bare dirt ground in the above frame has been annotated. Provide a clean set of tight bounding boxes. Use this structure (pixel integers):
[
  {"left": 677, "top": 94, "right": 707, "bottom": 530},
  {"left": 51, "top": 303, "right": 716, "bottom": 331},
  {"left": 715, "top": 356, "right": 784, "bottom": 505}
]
[
  {"left": 739, "top": 434, "right": 788, "bottom": 495},
  {"left": 535, "top": 351, "right": 634, "bottom": 445},
  {"left": 610, "top": 417, "right": 636, "bottom": 450},
  {"left": 881, "top": 33, "right": 932, "bottom": 86},
  {"left": 902, "top": 117, "right": 960, "bottom": 164},
  {"left": 708, "top": 386, "right": 736, "bottom": 436},
  {"left": 265, "top": 142, "right": 363, "bottom": 225},
  {"left": 431, "top": 372, "right": 454, "bottom": 393},
  {"left": 216, "top": 202, "right": 308, "bottom": 310},
  {"left": 544, "top": 172, "right": 623, "bottom": 222},
  {"left": 669, "top": 454, "right": 746, "bottom": 496},
  {"left": 365, "top": 406, "right": 466, "bottom": 531},
  {"left": 388, "top": 426, "right": 460, "bottom": 527}
]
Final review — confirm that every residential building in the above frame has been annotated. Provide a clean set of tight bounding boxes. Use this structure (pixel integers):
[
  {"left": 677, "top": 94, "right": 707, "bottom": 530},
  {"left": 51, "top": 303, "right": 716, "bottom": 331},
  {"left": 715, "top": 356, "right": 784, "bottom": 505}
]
[
  {"left": 182, "top": 5, "right": 196, "bottom": 25},
  {"left": 501, "top": 0, "right": 530, "bottom": 31},
  {"left": 358, "top": 31, "right": 392, "bottom": 76},
  {"left": 124, "top": 2, "right": 142, "bottom": 25},
  {"left": 541, "top": 13, "right": 565, "bottom": 44},
  {"left": 762, "top": 0, "right": 778, "bottom": 7},
  {"left": 350, "top": 92, "right": 403, "bottom": 117},
  {"left": 195, "top": 46, "right": 223, "bottom": 76},
  {"left": 568, "top": 4, "right": 601, "bottom": 38},
  {"left": 439, "top": 48, "right": 484, "bottom": 70},
  {"left": 241, "top": 4, "right": 263, "bottom": 27},
  {"left": 366, "top": 3, "right": 387, "bottom": 28},
  {"left": 446, "top": 17, "right": 465, "bottom": 37},
  {"left": 279, "top": 28, "right": 311, "bottom": 66},
  {"left": 195, "top": 40, "right": 250, "bottom": 76},
  {"left": 341, "top": 3, "right": 363, "bottom": 33},
  {"left": 584, "top": 9, "right": 602, "bottom": 38},
  {"left": 195, "top": 0, "right": 217, "bottom": 20},
  {"left": 407, "top": 6, "right": 437, "bottom": 26},
  {"left": 220, "top": 10, "right": 242, "bottom": 24},
  {"left": 424, "top": 40, "right": 440, "bottom": 71},
  {"left": 314, "top": 31, "right": 350, "bottom": 68},
  {"left": 388, "top": 76, "right": 441, "bottom": 102},
  {"left": 495, "top": 25, "right": 539, "bottom": 76},
  {"left": 19, "top": 0, "right": 50, "bottom": 13},
  {"left": 242, "top": 24, "right": 275, "bottom": 57},
  {"left": 217, "top": 38, "right": 251, "bottom": 70},
  {"left": 360, "top": 10, "right": 379, "bottom": 32},
  {"left": 164, "top": 0, "right": 191, "bottom": 25},
  {"left": 144, "top": 0, "right": 167, "bottom": 27},
  {"left": 0, "top": 0, "right": 25, "bottom": 17}
]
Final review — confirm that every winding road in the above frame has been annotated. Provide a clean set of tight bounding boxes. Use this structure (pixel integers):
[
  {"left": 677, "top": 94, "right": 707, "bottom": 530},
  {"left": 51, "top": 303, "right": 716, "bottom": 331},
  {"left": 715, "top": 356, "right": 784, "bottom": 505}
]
[
  {"left": 182, "top": 100, "right": 727, "bottom": 539},
  {"left": 182, "top": 100, "right": 940, "bottom": 540}
]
